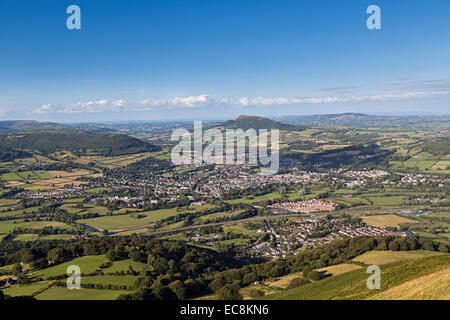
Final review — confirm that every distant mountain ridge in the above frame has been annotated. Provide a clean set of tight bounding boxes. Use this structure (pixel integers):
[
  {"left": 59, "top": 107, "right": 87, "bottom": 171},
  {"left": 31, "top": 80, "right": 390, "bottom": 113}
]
[
  {"left": 277, "top": 113, "right": 450, "bottom": 127},
  {"left": 0, "top": 132, "right": 159, "bottom": 158},
  {"left": 0, "top": 120, "right": 83, "bottom": 133},
  {"left": 217, "top": 115, "right": 303, "bottom": 131}
]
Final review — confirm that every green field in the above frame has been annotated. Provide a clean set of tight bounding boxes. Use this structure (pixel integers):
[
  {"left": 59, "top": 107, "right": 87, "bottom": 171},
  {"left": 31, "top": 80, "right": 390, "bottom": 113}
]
[
  {"left": 81, "top": 275, "right": 138, "bottom": 287},
  {"left": 12, "top": 233, "right": 74, "bottom": 242},
  {"left": 366, "top": 196, "right": 405, "bottom": 207},
  {"left": 226, "top": 192, "right": 284, "bottom": 204},
  {"left": 332, "top": 196, "right": 371, "bottom": 207},
  {"left": 13, "top": 233, "right": 39, "bottom": 242},
  {"left": 35, "top": 286, "right": 131, "bottom": 300},
  {"left": 0, "top": 220, "right": 34, "bottom": 234},
  {"left": 0, "top": 170, "right": 54, "bottom": 182},
  {"left": 223, "top": 223, "right": 259, "bottom": 236},
  {"left": 361, "top": 214, "right": 416, "bottom": 228},
  {"left": 220, "top": 238, "right": 248, "bottom": 245},
  {"left": 0, "top": 219, "right": 73, "bottom": 242},
  {"left": 33, "top": 255, "right": 108, "bottom": 279},
  {"left": 195, "top": 210, "right": 244, "bottom": 222},
  {"left": 225, "top": 189, "right": 326, "bottom": 205},
  {"left": 60, "top": 203, "right": 109, "bottom": 215},
  {"left": 352, "top": 250, "right": 443, "bottom": 265},
  {"left": 39, "top": 234, "right": 74, "bottom": 241},
  {"left": 102, "top": 259, "right": 153, "bottom": 274},
  {"left": 2, "top": 282, "right": 49, "bottom": 297},
  {"left": 0, "top": 172, "right": 24, "bottom": 181},
  {"left": 0, "top": 199, "right": 20, "bottom": 207}
]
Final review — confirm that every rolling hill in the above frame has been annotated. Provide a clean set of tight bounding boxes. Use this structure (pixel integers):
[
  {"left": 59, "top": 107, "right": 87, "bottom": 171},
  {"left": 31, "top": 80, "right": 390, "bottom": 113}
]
[
  {"left": 0, "top": 120, "right": 82, "bottom": 134},
  {"left": 0, "top": 132, "right": 160, "bottom": 156},
  {"left": 278, "top": 113, "right": 450, "bottom": 127},
  {"left": 217, "top": 115, "right": 303, "bottom": 131}
]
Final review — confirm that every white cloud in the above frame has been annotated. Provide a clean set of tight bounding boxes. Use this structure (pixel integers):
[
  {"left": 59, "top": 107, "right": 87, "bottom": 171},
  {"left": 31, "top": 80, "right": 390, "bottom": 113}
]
[
  {"left": 33, "top": 104, "right": 55, "bottom": 114},
  {"left": 223, "top": 91, "right": 449, "bottom": 107},
  {"left": 32, "top": 90, "right": 449, "bottom": 114},
  {"left": 34, "top": 99, "right": 111, "bottom": 114},
  {"left": 112, "top": 99, "right": 126, "bottom": 107},
  {"left": 359, "top": 91, "right": 449, "bottom": 102},
  {"left": 64, "top": 99, "right": 109, "bottom": 113},
  {"left": 138, "top": 94, "right": 213, "bottom": 109}
]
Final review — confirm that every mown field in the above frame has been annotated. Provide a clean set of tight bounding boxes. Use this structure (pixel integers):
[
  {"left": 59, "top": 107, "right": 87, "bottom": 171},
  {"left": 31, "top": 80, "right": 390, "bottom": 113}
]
[
  {"left": 351, "top": 250, "right": 443, "bottom": 265},
  {"left": 0, "top": 168, "right": 95, "bottom": 190},
  {"left": 35, "top": 286, "right": 132, "bottom": 300},
  {"left": 361, "top": 214, "right": 416, "bottom": 228},
  {"left": 315, "top": 263, "right": 363, "bottom": 277},
  {"left": 2, "top": 282, "right": 49, "bottom": 297},
  {"left": 75, "top": 152, "right": 154, "bottom": 169}
]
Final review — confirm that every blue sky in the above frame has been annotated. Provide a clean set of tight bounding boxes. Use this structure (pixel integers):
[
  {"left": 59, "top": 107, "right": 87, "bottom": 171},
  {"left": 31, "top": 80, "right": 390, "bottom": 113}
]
[{"left": 0, "top": 0, "right": 449, "bottom": 121}]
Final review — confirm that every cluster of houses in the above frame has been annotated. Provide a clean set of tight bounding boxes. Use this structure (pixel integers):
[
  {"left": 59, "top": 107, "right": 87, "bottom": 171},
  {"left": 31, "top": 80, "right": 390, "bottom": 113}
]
[
  {"left": 18, "top": 185, "right": 86, "bottom": 200},
  {"left": 23, "top": 165, "right": 326, "bottom": 202},
  {"left": 398, "top": 173, "right": 448, "bottom": 187},
  {"left": 269, "top": 199, "right": 337, "bottom": 213},
  {"left": 246, "top": 217, "right": 394, "bottom": 258},
  {"left": 17, "top": 162, "right": 448, "bottom": 207}
]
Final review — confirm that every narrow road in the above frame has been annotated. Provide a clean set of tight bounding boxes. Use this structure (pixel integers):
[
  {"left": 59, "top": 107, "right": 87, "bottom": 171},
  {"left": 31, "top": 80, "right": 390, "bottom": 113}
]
[
  {"left": 78, "top": 207, "right": 447, "bottom": 237},
  {"left": 116, "top": 207, "right": 425, "bottom": 237}
]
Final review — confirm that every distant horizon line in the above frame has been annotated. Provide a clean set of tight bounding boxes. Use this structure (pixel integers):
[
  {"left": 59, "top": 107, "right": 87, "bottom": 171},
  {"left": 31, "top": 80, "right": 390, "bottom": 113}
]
[{"left": 1, "top": 111, "right": 450, "bottom": 124}]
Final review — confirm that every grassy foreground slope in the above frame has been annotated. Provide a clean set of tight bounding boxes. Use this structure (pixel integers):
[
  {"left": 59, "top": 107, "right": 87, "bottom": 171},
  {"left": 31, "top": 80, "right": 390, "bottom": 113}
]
[
  {"left": 265, "top": 254, "right": 450, "bottom": 300},
  {"left": 371, "top": 265, "right": 449, "bottom": 300}
]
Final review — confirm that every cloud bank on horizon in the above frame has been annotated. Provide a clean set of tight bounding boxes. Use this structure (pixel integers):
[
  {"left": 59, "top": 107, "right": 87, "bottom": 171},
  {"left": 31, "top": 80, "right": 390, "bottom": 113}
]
[{"left": 29, "top": 90, "right": 449, "bottom": 116}]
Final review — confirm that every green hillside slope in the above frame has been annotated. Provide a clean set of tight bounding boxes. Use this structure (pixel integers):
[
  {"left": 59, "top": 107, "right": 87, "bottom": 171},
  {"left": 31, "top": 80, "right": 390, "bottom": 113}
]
[
  {"left": 265, "top": 254, "right": 450, "bottom": 300},
  {"left": 0, "top": 132, "right": 159, "bottom": 156},
  {"left": 218, "top": 115, "right": 303, "bottom": 131}
]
